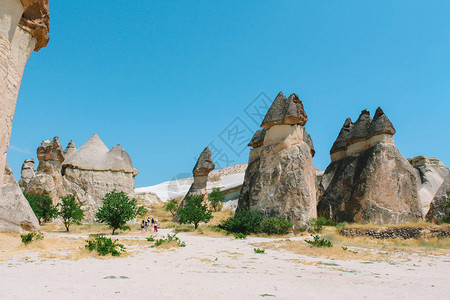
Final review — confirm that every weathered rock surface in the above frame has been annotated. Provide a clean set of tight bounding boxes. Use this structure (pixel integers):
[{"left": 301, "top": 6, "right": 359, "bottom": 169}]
[
  {"left": 237, "top": 92, "right": 317, "bottom": 228},
  {"left": 0, "top": 0, "right": 49, "bottom": 232},
  {"left": 408, "top": 156, "right": 450, "bottom": 223},
  {"left": 20, "top": 134, "right": 138, "bottom": 222},
  {"left": 18, "top": 158, "right": 35, "bottom": 187},
  {"left": 178, "top": 147, "right": 215, "bottom": 210},
  {"left": 318, "top": 108, "right": 422, "bottom": 224},
  {"left": 1, "top": 162, "right": 39, "bottom": 232}
]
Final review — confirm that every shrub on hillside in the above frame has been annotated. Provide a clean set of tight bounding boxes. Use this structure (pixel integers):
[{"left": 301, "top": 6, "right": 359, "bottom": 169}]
[
  {"left": 164, "top": 198, "right": 179, "bottom": 217},
  {"left": 308, "top": 216, "right": 335, "bottom": 233},
  {"left": 219, "top": 209, "right": 263, "bottom": 235},
  {"left": 177, "top": 195, "right": 212, "bottom": 229},
  {"left": 208, "top": 187, "right": 225, "bottom": 212},
  {"left": 57, "top": 194, "right": 84, "bottom": 232},
  {"left": 96, "top": 190, "right": 142, "bottom": 235},
  {"left": 24, "top": 190, "right": 58, "bottom": 225},
  {"left": 260, "top": 217, "right": 293, "bottom": 235},
  {"left": 85, "top": 234, "right": 125, "bottom": 256},
  {"left": 21, "top": 232, "right": 44, "bottom": 244}
]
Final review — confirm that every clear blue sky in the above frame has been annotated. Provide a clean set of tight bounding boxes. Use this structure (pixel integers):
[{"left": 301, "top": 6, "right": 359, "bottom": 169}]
[{"left": 8, "top": 1, "right": 450, "bottom": 187}]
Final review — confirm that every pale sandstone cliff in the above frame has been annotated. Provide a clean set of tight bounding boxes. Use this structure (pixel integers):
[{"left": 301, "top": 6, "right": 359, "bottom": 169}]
[{"left": 0, "top": 0, "right": 49, "bottom": 232}]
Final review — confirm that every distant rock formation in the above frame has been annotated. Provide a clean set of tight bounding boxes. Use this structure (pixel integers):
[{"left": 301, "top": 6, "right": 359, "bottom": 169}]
[
  {"left": 20, "top": 134, "right": 139, "bottom": 222},
  {"left": 178, "top": 147, "right": 215, "bottom": 210},
  {"left": 0, "top": 0, "right": 50, "bottom": 210},
  {"left": 237, "top": 92, "right": 317, "bottom": 228},
  {"left": 1, "top": 162, "right": 39, "bottom": 232},
  {"left": 18, "top": 158, "right": 35, "bottom": 188},
  {"left": 408, "top": 156, "right": 450, "bottom": 223},
  {"left": 318, "top": 108, "right": 422, "bottom": 224}
]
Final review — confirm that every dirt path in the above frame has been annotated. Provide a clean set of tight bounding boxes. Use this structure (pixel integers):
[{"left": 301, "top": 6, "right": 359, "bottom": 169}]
[{"left": 0, "top": 229, "right": 448, "bottom": 299}]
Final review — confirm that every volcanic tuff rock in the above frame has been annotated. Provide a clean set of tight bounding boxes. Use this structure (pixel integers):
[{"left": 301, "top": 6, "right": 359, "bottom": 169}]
[
  {"left": 237, "top": 91, "right": 317, "bottom": 228},
  {"left": 178, "top": 147, "right": 215, "bottom": 210},
  {"left": 20, "top": 134, "right": 138, "bottom": 222},
  {"left": 408, "top": 156, "right": 450, "bottom": 223},
  {"left": 0, "top": 0, "right": 49, "bottom": 206},
  {"left": 318, "top": 108, "right": 422, "bottom": 224},
  {"left": 18, "top": 158, "right": 35, "bottom": 187},
  {"left": 1, "top": 163, "right": 39, "bottom": 232}
]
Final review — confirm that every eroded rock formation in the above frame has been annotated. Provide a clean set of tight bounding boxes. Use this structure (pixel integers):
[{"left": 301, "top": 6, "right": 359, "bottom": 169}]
[
  {"left": 178, "top": 147, "right": 215, "bottom": 209},
  {"left": 18, "top": 158, "right": 35, "bottom": 187},
  {"left": 0, "top": 0, "right": 49, "bottom": 232},
  {"left": 237, "top": 92, "right": 317, "bottom": 228},
  {"left": 20, "top": 134, "right": 139, "bottom": 222},
  {"left": 318, "top": 108, "right": 422, "bottom": 224},
  {"left": 408, "top": 156, "right": 450, "bottom": 223},
  {"left": 1, "top": 162, "right": 39, "bottom": 232}
]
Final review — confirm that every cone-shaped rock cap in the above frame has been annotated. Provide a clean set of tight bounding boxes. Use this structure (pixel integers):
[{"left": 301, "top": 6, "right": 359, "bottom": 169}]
[
  {"left": 368, "top": 107, "right": 396, "bottom": 137},
  {"left": 63, "top": 140, "right": 76, "bottom": 158},
  {"left": 261, "top": 92, "right": 308, "bottom": 130},
  {"left": 330, "top": 118, "right": 353, "bottom": 154},
  {"left": 193, "top": 147, "right": 215, "bottom": 177},
  {"left": 248, "top": 129, "right": 266, "bottom": 148},
  {"left": 106, "top": 144, "right": 135, "bottom": 173},
  {"left": 37, "top": 136, "right": 64, "bottom": 162},
  {"left": 346, "top": 110, "right": 372, "bottom": 145}
]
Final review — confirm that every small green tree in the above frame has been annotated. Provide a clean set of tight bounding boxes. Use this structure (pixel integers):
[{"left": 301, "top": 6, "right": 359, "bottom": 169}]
[
  {"left": 164, "top": 198, "right": 179, "bottom": 217},
  {"left": 96, "top": 190, "right": 142, "bottom": 235},
  {"left": 208, "top": 187, "right": 225, "bottom": 212},
  {"left": 177, "top": 195, "right": 212, "bottom": 229},
  {"left": 57, "top": 194, "right": 84, "bottom": 232},
  {"left": 24, "top": 190, "right": 58, "bottom": 225}
]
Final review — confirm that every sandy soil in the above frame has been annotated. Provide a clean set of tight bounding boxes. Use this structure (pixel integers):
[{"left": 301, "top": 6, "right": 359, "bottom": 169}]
[{"left": 0, "top": 228, "right": 449, "bottom": 300}]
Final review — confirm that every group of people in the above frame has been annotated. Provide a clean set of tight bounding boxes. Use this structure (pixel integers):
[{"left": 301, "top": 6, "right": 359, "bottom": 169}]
[{"left": 141, "top": 217, "right": 158, "bottom": 233}]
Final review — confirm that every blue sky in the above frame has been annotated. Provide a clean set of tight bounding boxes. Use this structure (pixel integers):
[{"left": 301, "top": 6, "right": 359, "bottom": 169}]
[{"left": 8, "top": 1, "right": 450, "bottom": 187}]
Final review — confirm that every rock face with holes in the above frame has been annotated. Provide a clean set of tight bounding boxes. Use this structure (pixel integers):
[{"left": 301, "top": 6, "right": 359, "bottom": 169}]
[
  {"left": 0, "top": 0, "right": 49, "bottom": 232},
  {"left": 237, "top": 92, "right": 317, "bottom": 229},
  {"left": 178, "top": 147, "right": 215, "bottom": 210},
  {"left": 20, "top": 134, "right": 139, "bottom": 222},
  {"left": 408, "top": 156, "right": 450, "bottom": 223},
  {"left": 318, "top": 108, "right": 422, "bottom": 224},
  {"left": 1, "top": 162, "right": 39, "bottom": 232}
]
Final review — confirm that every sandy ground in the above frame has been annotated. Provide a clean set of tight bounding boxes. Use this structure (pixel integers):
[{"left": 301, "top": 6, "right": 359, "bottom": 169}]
[{"left": 0, "top": 228, "right": 449, "bottom": 300}]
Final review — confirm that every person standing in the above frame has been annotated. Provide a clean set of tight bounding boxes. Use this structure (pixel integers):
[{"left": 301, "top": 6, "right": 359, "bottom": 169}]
[
  {"left": 141, "top": 220, "right": 145, "bottom": 233},
  {"left": 153, "top": 218, "right": 158, "bottom": 233}
]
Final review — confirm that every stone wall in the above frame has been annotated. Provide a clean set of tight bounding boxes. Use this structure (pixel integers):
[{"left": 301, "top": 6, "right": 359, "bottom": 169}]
[{"left": 339, "top": 226, "right": 450, "bottom": 239}]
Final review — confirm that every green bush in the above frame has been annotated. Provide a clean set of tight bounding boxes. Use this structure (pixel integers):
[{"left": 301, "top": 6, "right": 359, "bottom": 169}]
[
  {"left": 219, "top": 209, "right": 263, "bottom": 235},
  {"left": 24, "top": 190, "right": 58, "bottom": 225},
  {"left": 253, "top": 248, "right": 265, "bottom": 254},
  {"left": 164, "top": 198, "right": 179, "bottom": 217},
  {"left": 57, "top": 194, "right": 84, "bottom": 232},
  {"left": 233, "top": 232, "right": 247, "bottom": 239},
  {"left": 20, "top": 232, "right": 44, "bottom": 244},
  {"left": 260, "top": 217, "right": 292, "bottom": 235},
  {"left": 146, "top": 235, "right": 155, "bottom": 242},
  {"left": 208, "top": 187, "right": 225, "bottom": 212},
  {"left": 308, "top": 216, "right": 335, "bottom": 233},
  {"left": 305, "top": 234, "right": 333, "bottom": 247},
  {"left": 153, "top": 233, "right": 186, "bottom": 248},
  {"left": 177, "top": 195, "right": 212, "bottom": 229},
  {"left": 96, "top": 190, "right": 142, "bottom": 235},
  {"left": 85, "top": 235, "right": 125, "bottom": 256}
]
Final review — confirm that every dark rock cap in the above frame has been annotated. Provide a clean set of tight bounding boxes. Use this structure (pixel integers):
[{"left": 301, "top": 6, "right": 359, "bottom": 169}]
[
  {"left": 193, "top": 147, "right": 215, "bottom": 176},
  {"left": 368, "top": 107, "right": 396, "bottom": 137},
  {"left": 19, "top": 0, "right": 50, "bottom": 51},
  {"left": 261, "top": 92, "right": 308, "bottom": 130},
  {"left": 248, "top": 129, "right": 266, "bottom": 148},
  {"left": 330, "top": 118, "right": 353, "bottom": 154},
  {"left": 346, "top": 110, "right": 372, "bottom": 145},
  {"left": 37, "top": 136, "right": 64, "bottom": 163}
]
